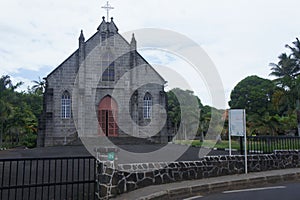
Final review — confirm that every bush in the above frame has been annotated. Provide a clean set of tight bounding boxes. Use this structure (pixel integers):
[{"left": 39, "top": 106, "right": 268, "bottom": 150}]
[{"left": 22, "top": 132, "right": 37, "bottom": 148}]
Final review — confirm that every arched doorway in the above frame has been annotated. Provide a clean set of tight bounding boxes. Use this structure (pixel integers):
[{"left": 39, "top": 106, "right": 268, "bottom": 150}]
[{"left": 98, "top": 96, "right": 118, "bottom": 137}]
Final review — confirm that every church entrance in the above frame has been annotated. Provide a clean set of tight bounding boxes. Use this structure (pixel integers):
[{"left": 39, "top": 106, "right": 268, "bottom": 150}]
[{"left": 98, "top": 96, "right": 118, "bottom": 137}]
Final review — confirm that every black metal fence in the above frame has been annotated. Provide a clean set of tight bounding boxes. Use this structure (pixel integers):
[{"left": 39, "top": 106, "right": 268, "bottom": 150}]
[
  {"left": 246, "top": 136, "right": 300, "bottom": 154},
  {"left": 0, "top": 156, "right": 96, "bottom": 200}
]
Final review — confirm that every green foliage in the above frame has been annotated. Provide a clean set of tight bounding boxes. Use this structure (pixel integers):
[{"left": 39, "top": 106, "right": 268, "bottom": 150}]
[
  {"left": 228, "top": 37, "right": 300, "bottom": 136},
  {"left": 174, "top": 140, "right": 240, "bottom": 150},
  {"left": 22, "top": 132, "right": 37, "bottom": 148},
  {"left": 167, "top": 88, "right": 202, "bottom": 140},
  {"left": 269, "top": 38, "right": 300, "bottom": 135},
  {"left": 228, "top": 76, "right": 298, "bottom": 136},
  {"left": 31, "top": 76, "right": 46, "bottom": 95},
  {"left": 269, "top": 53, "right": 298, "bottom": 90},
  {"left": 229, "top": 75, "right": 275, "bottom": 115},
  {"left": 0, "top": 75, "right": 42, "bottom": 149},
  {"left": 167, "top": 88, "right": 224, "bottom": 141}
]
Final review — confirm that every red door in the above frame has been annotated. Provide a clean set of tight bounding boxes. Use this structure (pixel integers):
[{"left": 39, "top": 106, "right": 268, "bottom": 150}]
[{"left": 98, "top": 96, "right": 118, "bottom": 137}]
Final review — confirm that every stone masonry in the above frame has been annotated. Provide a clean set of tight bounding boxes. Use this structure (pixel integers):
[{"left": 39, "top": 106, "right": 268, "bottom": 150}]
[
  {"left": 96, "top": 150, "right": 300, "bottom": 199},
  {"left": 37, "top": 17, "right": 168, "bottom": 147}
]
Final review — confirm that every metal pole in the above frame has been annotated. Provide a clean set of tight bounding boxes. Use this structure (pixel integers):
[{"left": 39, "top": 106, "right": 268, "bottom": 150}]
[
  {"left": 228, "top": 110, "right": 232, "bottom": 156},
  {"left": 229, "top": 133, "right": 232, "bottom": 156},
  {"left": 244, "top": 135, "right": 248, "bottom": 174},
  {"left": 243, "top": 109, "right": 248, "bottom": 174}
]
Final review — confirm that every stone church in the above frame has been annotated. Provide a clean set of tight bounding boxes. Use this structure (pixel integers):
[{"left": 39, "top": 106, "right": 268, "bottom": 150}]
[{"left": 37, "top": 15, "right": 168, "bottom": 147}]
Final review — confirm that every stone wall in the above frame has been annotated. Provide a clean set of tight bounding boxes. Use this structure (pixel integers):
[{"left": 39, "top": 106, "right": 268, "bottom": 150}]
[{"left": 96, "top": 151, "right": 300, "bottom": 199}]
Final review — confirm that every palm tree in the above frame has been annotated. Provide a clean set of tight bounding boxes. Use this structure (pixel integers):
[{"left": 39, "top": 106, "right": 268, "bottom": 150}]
[
  {"left": 32, "top": 77, "right": 46, "bottom": 95},
  {"left": 270, "top": 39, "right": 300, "bottom": 136},
  {"left": 286, "top": 38, "right": 300, "bottom": 73},
  {"left": 269, "top": 53, "right": 298, "bottom": 90},
  {"left": 285, "top": 38, "right": 300, "bottom": 136}
]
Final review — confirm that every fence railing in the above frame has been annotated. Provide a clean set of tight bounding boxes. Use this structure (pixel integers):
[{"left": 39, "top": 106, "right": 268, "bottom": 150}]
[
  {"left": 0, "top": 156, "right": 96, "bottom": 200},
  {"left": 246, "top": 136, "right": 300, "bottom": 154}
]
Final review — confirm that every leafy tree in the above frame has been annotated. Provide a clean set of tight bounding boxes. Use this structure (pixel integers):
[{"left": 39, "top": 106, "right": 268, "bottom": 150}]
[
  {"left": 166, "top": 88, "right": 224, "bottom": 141},
  {"left": 229, "top": 75, "right": 275, "bottom": 115},
  {"left": 286, "top": 38, "right": 300, "bottom": 136},
  {"left": 247, "top": 113, "right": 281, "bottom": 136},
  {"left": 270, "top": 38, "right": 300, "bottom": 135},
  {"left": 0, "top": 75, "right": 42, "bottom": 148},
  {"left": 0, "top": 75, "right": 22, "bottom": 146},
  {"left": 167, "top": 88, "right": 202, "bottom": 140},
  {"left": 227, "top": 76, "right": 294, "bottom": 136}
]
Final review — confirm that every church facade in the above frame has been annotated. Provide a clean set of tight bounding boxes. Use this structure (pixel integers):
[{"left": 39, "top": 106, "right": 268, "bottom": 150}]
[{"left": 37, "top": 17, "right": 168, "bottom": 147}]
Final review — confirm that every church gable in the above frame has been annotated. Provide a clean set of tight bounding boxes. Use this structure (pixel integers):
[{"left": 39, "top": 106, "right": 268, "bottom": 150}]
[
  {"left": 38, "top": 14, "right": 168, "bottom": 147},
  {"left": 47, "top": 16, "right": 165, "bottom": 88}
]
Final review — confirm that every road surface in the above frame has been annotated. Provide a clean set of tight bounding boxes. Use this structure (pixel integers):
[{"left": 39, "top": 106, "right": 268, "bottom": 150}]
[{"left": 186, "top": 181, "right": 300, "bottom": 200}]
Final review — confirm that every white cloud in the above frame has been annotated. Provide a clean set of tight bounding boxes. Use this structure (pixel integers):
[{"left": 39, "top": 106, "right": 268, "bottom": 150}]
[
  {"left": 10, "top": 76, "right": 34, "bottom": 92},
  {"left": 1, "top": 0, "right": 300, "bottom": 108}
]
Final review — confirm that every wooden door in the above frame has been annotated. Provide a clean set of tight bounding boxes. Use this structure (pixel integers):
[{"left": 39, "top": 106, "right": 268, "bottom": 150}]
[{"left": 98, "top": 96, "right": 118, "bottom": 137}]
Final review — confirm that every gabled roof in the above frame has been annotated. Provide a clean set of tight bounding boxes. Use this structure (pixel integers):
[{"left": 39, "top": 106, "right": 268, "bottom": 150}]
[
  {"left": 47, "top": 17, "right": 166, "bottom": 84},
  {"left": 97, "top": 17, "right": 118, "bottom": 33}
]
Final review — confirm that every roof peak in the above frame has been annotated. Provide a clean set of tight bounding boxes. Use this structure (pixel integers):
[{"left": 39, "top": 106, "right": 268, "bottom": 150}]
[{"left": 97, "top": 17, "right": 118, "bottom": 33}]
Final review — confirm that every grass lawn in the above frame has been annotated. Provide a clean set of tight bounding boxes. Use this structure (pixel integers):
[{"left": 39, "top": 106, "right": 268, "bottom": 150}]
[{"left": 173, "top": 140, "right": 240, "bottom": 150}]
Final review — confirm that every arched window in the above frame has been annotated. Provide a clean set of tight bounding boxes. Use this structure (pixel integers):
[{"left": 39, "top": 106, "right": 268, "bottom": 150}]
[
  {"left": 143, "top": 93, "right": 152, "bottom": 119},
  {"left": 61, "top": 91, "right": 71, "bottom": 119},
  {"left": 102, "top": 52, "right": 115, "bottom": 81}
]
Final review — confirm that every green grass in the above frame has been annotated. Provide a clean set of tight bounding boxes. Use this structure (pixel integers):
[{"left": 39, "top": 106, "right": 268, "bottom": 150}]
[{"left": 173, "top": 140, "right": 240, "bottom": 150}]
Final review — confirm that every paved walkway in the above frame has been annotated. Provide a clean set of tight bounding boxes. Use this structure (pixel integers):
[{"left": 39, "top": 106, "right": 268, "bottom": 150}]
[{"left": 112, "top": 168, "right": 300, "bottom": 200}]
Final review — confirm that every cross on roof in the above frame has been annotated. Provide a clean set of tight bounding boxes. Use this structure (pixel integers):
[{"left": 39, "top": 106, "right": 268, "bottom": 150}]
[{"left": 101, "top": 1, "right": 114, "bottom": 21}]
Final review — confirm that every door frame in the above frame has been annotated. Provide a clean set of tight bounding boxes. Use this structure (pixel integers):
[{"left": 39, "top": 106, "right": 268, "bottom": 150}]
[{"left": 98, "top": 96, "right": 118, "bottom": 137}]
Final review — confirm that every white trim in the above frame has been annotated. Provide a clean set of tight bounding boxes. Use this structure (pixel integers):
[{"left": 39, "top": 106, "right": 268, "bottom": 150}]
[
  {"left": 61, "top": 91, "right": 71, "bottom": 119},
  {"left": 143, "top": 93, "right": 152, "bottom": 119},
  {"left": 223, "top": 186, "right": 286, "bottom": 194}
]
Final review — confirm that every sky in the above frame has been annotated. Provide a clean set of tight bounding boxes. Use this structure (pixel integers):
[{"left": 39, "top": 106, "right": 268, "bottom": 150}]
[{"left": 1, "top": 0, "right": 300, "bottom": 108}]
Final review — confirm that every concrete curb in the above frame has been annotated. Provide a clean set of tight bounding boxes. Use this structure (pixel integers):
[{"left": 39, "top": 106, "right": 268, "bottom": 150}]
[{"left": 137, "top": 172, "right": 300, "bottom": 200}]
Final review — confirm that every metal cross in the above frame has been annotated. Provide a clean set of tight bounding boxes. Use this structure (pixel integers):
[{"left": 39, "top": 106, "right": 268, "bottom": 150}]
[{"left": 101, "top": 1, "right": 114, "bottom": 20}]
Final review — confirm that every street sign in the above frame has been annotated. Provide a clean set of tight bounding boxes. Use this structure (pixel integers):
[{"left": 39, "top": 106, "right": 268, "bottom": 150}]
[
  {"left": 228, "top": 109, "right": 248, "bottom": 174},
  {"left": 107, "top": 152, "right": 115, "bottom": 161},
  {"left": 229, "top": 109, "right": 246, "bottom": 137}
]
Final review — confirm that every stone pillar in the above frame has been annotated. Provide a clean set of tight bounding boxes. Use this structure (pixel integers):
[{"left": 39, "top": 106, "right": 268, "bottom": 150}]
[{"left": 95, "top": 147, "right": 120, "bottom": 199}]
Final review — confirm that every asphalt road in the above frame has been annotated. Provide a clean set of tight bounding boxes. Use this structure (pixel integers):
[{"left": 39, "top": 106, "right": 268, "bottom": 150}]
[
  {"left": 0, "top": 144, "right": 239, "bottom": 163},
  {"left": 188, "top": 181, "right": 300, "bottom": 200}
]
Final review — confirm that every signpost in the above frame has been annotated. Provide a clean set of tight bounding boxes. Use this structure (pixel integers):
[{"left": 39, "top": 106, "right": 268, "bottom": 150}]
[
  {"left": 228, "top": 109, "right": 247, "bottom": 174},
  {"left": 107, "top": 152, "right": 115, "bottom": 161},
  {"left": 95, "top": 147, "right": 119, "bottom": 170}
]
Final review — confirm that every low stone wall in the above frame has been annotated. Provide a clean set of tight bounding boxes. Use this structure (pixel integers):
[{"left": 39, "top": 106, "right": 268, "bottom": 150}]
[{"left": 96, "top": 150, "right": 300, "bottom": 199}]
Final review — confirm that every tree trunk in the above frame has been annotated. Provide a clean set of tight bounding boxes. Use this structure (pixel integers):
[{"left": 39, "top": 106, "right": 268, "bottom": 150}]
[{"left": 200, "top": 131, "right": 204, "bottom": 142}]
